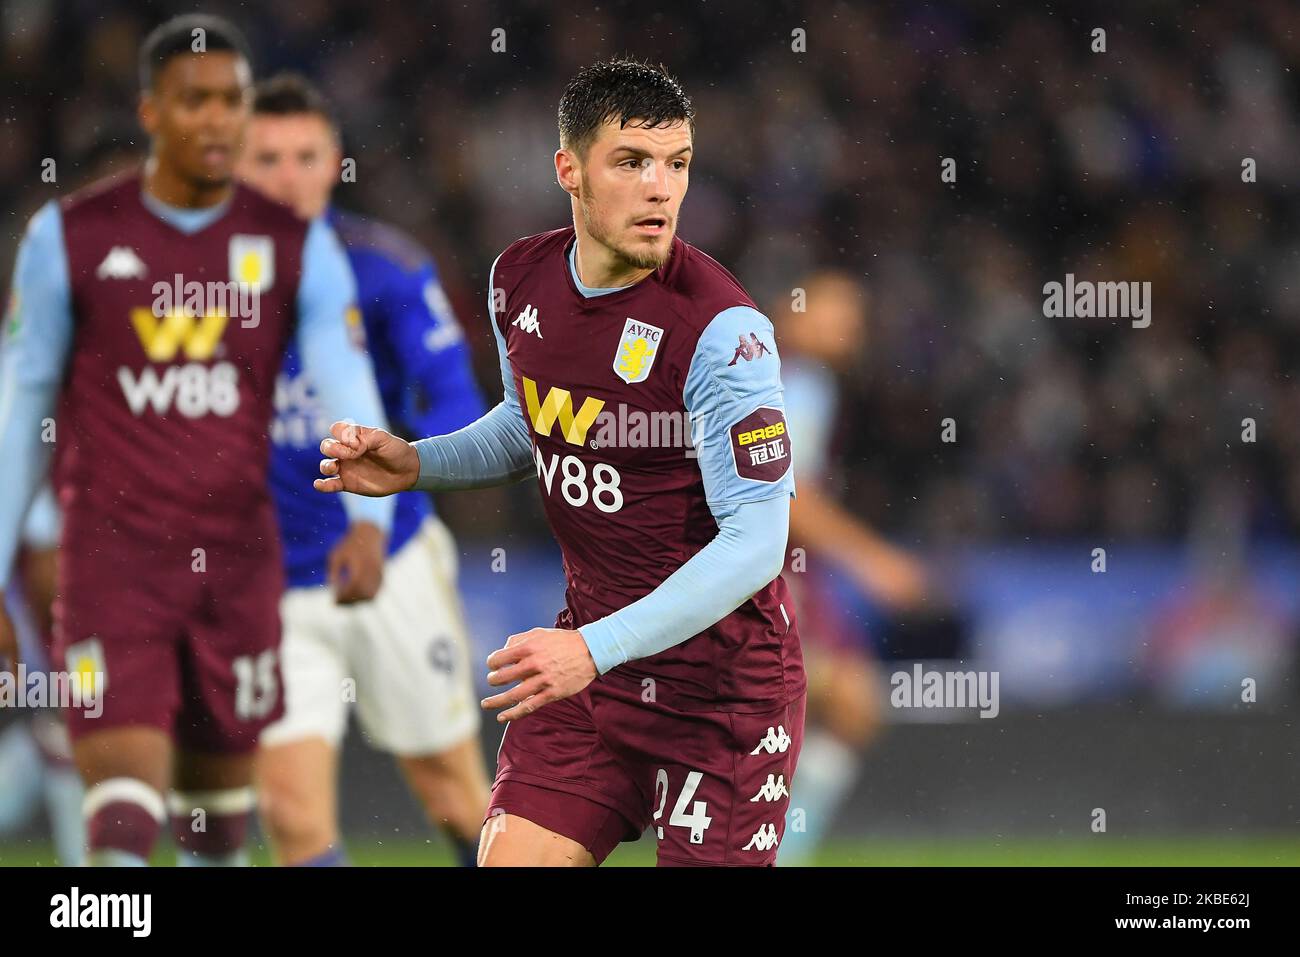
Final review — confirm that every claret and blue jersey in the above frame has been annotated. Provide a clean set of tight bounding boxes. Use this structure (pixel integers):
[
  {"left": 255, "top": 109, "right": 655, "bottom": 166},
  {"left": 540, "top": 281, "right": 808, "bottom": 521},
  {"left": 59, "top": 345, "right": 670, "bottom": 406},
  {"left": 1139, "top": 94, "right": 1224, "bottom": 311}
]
[{"left": 269, "top": 208, "right": 486, "bottom": 588}]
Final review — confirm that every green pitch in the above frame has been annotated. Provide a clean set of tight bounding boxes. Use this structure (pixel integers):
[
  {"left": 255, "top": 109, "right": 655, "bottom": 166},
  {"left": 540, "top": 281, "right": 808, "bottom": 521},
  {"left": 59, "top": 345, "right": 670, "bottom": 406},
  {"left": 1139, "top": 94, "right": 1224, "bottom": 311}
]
[{"left": 3, "top": 834, "right": 1299, "bottom": 867}]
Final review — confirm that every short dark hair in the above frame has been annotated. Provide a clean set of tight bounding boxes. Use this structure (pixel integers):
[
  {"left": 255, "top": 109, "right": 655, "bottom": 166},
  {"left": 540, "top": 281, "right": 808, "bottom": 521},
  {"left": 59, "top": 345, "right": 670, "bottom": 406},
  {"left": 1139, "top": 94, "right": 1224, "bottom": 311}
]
[
  {"left": 558, "top": 58, "right": 694, "bottom": 158},
  {"left": 139, "top": 14, "right": 253, "bottom": 92},
  {"left": 251, "top": 72, "right": 338, "bottom": 134}
]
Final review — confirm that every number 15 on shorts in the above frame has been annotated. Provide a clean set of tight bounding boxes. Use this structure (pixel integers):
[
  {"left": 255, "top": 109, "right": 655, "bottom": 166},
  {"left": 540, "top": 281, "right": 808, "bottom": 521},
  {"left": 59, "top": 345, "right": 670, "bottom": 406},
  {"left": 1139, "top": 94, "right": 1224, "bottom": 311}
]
[{"left": 653, "top": 769, "right": 712, "bottom": 845}]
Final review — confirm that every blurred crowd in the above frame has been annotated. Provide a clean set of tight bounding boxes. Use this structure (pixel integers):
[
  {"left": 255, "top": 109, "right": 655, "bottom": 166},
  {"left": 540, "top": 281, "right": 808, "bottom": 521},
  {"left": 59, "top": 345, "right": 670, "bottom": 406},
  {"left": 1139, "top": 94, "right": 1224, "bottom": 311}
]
[{"left": 4, "top": 0, "right": 1298, "bottom": 546}]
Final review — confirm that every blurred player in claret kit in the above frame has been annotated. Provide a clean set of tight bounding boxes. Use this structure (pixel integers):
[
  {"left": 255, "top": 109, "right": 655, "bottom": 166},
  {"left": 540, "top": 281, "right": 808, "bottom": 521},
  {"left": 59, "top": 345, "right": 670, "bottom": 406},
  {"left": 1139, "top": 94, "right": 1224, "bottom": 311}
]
[
  {"left": 772, "top": 270, "right": 932, "bottom": 865},
  {"left": 0, "top": 14, "right": 394, "bottom": 866},
  {"left": 237, "top": 74, "right": 491, "bottom": 867},
  {"left": 316, "top": 59, "right": 805, "bottom": 866}
]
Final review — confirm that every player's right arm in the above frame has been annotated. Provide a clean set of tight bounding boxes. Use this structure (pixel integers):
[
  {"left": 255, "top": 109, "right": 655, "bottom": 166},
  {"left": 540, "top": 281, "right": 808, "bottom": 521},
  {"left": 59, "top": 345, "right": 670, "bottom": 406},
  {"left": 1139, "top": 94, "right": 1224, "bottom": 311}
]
[
  {"left": 315, "top": 253, "right": 534, "bottom": 497},
  {"left": 783, "top": 365, "right": 929, "bottom": 609},
  {"left": 0, "top": 201, "right": 73, "bottom": 661}
]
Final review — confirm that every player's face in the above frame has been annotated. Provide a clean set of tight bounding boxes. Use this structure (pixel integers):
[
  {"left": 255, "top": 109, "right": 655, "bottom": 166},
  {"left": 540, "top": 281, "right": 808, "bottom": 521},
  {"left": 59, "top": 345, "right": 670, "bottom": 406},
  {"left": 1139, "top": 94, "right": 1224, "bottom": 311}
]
[
  {"left": 237, "top": 114, "right": 340, "bottom": 218},
  {"left": 797, "top": 276, "right": 868, "bottom": 368},
  {"left": 575, "top": 119, "right": 691, "bottom": 270},
  {"left": 141, "top": 52, "right": 251, "bottom": 189}
]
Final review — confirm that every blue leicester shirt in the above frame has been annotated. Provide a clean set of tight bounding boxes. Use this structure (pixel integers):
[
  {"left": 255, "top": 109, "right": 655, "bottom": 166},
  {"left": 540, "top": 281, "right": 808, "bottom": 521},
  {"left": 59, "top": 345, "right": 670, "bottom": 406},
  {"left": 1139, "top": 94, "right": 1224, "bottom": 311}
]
[{"left": 270, "top": 209, "right": 485, "bottom": 588}]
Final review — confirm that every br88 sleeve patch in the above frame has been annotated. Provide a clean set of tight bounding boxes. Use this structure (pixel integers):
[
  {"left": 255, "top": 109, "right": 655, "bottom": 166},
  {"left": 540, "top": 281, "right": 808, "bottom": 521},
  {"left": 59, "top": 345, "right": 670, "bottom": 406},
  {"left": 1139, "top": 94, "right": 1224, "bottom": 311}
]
[{"left": 729, "top": 407, "right": 792, "bottom": 482}]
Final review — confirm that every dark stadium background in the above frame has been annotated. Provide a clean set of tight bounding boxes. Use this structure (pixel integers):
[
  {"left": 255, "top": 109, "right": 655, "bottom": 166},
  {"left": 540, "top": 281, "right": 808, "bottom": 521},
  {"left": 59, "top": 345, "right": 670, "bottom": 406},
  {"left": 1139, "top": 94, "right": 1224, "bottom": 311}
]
[{"left": 2, "top": 0, "right": 1297, "bottom": 865}]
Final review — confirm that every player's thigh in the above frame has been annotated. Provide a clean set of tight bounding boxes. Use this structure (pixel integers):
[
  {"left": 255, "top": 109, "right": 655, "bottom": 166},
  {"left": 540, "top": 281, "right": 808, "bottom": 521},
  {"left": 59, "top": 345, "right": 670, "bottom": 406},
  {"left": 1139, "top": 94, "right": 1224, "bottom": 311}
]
[
  {"left": 259, "top": 585, "right": 350, "bottom": 752},
  {"left": 180, "top": 552, "right": 287, "bottom": 754},
  {"left": 351, "top": 521, "right": 479, "bottom": 755},
  {"left": 73, "top": 727, "right": 173, "bottom": 793},
  {"left": 819, "top": 647, "right": 882, "bottom": 746},
  {"left": 488, "top": 689, "right": 644, "bottom": 865},
  {"left": 56, "top": 548, "right": 185, "bottom": 751},
  {"left": 477, "top": 812, "right": 596, "bottom": 867}
]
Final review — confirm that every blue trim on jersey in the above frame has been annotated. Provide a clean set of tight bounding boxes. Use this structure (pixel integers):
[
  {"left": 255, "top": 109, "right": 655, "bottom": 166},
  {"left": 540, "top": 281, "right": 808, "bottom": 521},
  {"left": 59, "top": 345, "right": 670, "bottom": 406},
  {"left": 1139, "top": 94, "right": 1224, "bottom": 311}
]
[
  {"left": 567, "top": 240, "right": 629, "bottom": 297},
  {"left": 140, "top": 190, "right": 229, "bottom": 233},
  {"left": 271, "top": 209, "right": 486, "bottom": 587}
]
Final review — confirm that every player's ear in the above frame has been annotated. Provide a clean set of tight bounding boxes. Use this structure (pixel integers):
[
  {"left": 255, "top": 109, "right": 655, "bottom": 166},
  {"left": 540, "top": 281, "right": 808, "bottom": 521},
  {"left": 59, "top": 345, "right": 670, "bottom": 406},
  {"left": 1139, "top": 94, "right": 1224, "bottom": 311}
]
[
  {"left": 138, "top": 93, "right": 158, "bottom": 137},
  {"left": 555, "top": 148, "right": 580, "bottom": 198}
]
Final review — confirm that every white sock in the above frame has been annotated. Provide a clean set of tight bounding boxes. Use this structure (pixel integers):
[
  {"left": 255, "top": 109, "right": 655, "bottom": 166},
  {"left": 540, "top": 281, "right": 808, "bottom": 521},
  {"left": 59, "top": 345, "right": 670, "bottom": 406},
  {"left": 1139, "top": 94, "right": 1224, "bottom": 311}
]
[
  {"left": 169, "top": 788, "right": 254, "bottom": 867},
  {"left": 0, "top": 724, "right": 44, "bottom": 832},
  {"left": 44, "top": 767, "right": 87, "bottom": 867},
  {"left": 779, "top": 728, "right": 861, "bottom": 866},
  {"left": 86, "top": 848, "right": 148, "bottom": 867},
  {"left": 176, "top": 847, "right": 250, "bottom": 867}
]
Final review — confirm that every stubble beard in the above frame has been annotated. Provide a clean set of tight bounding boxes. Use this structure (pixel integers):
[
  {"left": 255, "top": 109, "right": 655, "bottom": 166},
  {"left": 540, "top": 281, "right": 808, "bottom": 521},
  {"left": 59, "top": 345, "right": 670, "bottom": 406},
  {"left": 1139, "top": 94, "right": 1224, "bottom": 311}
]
[{"left": 579, "top": 174, "right": 673, "bottom": 272}]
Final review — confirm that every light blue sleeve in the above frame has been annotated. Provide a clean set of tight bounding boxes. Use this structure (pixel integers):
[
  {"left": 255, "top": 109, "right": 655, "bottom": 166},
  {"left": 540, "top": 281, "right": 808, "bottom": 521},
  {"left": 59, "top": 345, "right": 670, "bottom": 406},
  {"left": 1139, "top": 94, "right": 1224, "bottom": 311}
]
[
  {"left": 411, "top": 253, "right": 534, "bottom": 491},
  {"left": 296, "top": 217, "right": 395, "bottom": 532},
  {"left": 578, "top": 495, "right": 789, "bottom": 673},
  {"left": 577, "top": 305, "right": 796, "bottom": 673},
  {"left": 682, "top": 305, "right": 796, "bottom": 516},
  {"left": 0, "top": 201, "right": 72, "bottom": 587},
  {"left": 22, "top": 482, "right": 61, "bottom": 549}
]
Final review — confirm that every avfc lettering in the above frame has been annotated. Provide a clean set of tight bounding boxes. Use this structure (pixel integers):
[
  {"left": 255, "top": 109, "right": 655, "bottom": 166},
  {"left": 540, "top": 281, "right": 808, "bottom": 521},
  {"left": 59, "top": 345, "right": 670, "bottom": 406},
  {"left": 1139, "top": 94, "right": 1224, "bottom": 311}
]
[{"left": 613, "top": 317, "right": 664, "bottom": 384}]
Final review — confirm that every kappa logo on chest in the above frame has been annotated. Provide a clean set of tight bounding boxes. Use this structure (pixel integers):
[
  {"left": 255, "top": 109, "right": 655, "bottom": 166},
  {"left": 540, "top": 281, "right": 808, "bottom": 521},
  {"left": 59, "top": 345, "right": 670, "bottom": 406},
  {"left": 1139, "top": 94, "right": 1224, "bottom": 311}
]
[{"left": 613, "top": 318, "right": 665, "bottom": 384}]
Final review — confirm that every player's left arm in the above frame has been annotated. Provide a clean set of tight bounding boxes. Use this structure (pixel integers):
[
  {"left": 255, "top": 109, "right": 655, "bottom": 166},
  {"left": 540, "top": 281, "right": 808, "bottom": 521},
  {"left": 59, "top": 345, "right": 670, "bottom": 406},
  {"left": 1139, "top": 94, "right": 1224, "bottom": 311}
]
[
  {"left": 384, "top": 261, "right": 487, "bottom": 437},
  {"left": 482, "top": 305, "right": 794, "bottom": 721},
  {"left": 296, "top": 217, "right": 395, "bottom": 598},
  {"left": 0, "top": 201, "right": 73, "bottom": 664}
]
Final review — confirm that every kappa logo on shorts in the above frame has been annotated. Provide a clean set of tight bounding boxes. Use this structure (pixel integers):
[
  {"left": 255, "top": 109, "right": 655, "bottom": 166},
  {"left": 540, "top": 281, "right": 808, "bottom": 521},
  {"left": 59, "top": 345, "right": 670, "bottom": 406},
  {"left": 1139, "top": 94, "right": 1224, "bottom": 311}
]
[
  {"left": 748, "top": 774, "right": 790, "bottom": 803},
  {"left": 742, "top": 822, "right": 780, "bottom": 851},
  {"left": 749, "top": 725, "right": 791, "bottom": 755}
]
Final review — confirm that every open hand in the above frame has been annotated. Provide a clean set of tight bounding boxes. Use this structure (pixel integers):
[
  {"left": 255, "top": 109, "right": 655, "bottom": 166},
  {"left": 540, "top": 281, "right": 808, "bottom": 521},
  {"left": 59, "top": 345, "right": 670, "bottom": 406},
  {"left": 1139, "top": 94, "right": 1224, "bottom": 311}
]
[
  {"left": 481, "top": 628, "right": 598, "bottom": 723},
  {"left": 315, "top": 421, "right": 421, "bottom": 497}
]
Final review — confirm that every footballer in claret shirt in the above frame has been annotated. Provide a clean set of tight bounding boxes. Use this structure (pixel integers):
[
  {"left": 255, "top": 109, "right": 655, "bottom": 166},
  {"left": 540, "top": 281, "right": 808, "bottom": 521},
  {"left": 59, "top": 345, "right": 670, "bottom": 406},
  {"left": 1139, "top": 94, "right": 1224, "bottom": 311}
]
[
  {"left": 0, "top": 15, "right": 392, "bottom": 867},
  {"left": 315, "top": 59, "right": 804, "bottom": 867}
]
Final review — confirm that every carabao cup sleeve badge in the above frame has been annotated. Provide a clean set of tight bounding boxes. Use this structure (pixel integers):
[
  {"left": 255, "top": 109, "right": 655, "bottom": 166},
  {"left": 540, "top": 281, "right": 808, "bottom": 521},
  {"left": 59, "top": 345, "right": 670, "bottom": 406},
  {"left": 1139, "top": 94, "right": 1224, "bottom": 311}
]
[{"left": 729, "top": 407, "right": 792, "bottom": 482}]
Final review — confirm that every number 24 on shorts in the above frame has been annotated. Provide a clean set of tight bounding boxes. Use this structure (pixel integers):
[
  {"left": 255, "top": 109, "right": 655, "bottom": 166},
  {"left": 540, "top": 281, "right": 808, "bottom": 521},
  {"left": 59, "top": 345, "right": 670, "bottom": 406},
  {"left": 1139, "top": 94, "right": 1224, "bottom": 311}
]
[{"left": 653, "top": 769, "right": 712, "bottom": 845}]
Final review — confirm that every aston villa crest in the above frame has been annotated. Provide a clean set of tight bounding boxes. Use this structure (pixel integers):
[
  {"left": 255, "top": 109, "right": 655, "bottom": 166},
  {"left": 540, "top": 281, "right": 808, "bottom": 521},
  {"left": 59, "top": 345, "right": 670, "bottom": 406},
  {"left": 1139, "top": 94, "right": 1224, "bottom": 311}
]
[
  {"left": 613, "top": 317, "right": 664, "bottom": 384},
  {"left": 229, "top": 234, "right": 275, "bottom": 294}
]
